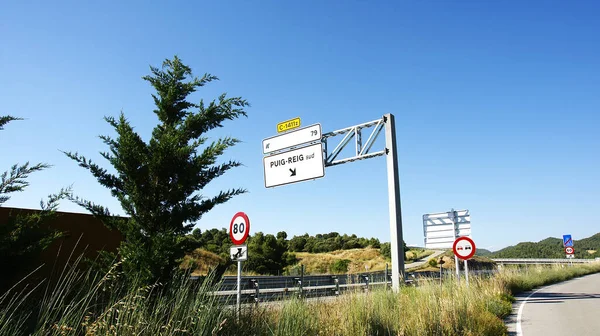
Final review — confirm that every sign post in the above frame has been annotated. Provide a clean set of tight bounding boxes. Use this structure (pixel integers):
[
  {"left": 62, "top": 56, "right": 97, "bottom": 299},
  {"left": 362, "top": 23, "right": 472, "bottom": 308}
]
[
  {"left": 451, "top": 211, "right": 460, "bottom": 280},
  {"left": 438, "top": 257, "right": 445, "bottom": 287},
  {"left": 563, "top": 234, "right": 573, "bottom": 248},
  {"left": 453, "top": 236, "right": 476, "bottom": 286},
  {"left": 263, "top": 124, "right": 321, "bottom": 154},
  {"left": 262, "top": 114, "right": 407, "bottom": 291},
  {"left": 230, "top": 212, "right": 250, "bottom": 320},
  {"left": 423, "top": 209, "right": 471, "bottom": 283},
  {"left": 565, "top": 246, "right": 574, "bottom": 265},
  {"left": 383, "top": 114, "right": 405, "bottom": 290},
  {"left": 263, "top": 143, "right": 325, "bottom": 188},
  {"left": 464, "top": 259, "right": 469, "bottom": 285},
  {"left": 563, "top": 234, "right": 574, "bottom": 265}
]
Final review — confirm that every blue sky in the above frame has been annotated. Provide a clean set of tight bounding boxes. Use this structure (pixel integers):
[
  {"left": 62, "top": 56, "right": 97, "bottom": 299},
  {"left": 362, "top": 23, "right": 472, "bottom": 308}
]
[{"left": 1, "top": 0, "right": 599, "bottom": 251}]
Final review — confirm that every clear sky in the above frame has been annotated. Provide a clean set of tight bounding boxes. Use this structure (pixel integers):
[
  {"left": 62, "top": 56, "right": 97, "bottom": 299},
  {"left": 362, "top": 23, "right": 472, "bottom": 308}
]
[{"left": 1, "top": 1, "right": 599, "bottom": 251}]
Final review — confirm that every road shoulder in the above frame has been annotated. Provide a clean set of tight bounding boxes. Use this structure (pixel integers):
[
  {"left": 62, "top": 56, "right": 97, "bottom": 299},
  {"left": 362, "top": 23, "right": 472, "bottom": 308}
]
[{"left": 504, "top": 274, "right": 596, "bottom": 335}]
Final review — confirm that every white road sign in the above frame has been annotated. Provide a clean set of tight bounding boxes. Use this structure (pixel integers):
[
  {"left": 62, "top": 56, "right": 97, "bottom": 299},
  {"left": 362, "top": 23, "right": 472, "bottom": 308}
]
[
  {"left": 230, "top": 245, "right": 248, "bottom": 261},
  {"left": 453, "top": 237, "right": 476, "bottom": 260},
  {"left": 262, "top": 124, "right": 321, "bottom": 154},
  {"left": 423, "top": 210, "right": 471, "bottom": 249},
  {"left": 229, "top": 212, "right": 250, "bottom": 245},
  {"left": 263, "top": 143, "right": 324, "bottom": 188}
]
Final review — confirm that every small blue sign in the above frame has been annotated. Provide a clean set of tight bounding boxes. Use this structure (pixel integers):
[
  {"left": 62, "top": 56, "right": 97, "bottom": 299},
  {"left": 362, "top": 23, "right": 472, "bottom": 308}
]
[{"left": 563, "top": 234, "right": 573, "bottom": 247}]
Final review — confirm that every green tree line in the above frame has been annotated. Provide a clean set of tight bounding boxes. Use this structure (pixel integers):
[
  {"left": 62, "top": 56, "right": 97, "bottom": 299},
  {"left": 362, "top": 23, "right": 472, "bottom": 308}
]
[
  {"left": 489, "top": 234, "right": 600, "bottom": 259},
  {"left": 186, "top": 228, "right": 394, "bottom": 275}
]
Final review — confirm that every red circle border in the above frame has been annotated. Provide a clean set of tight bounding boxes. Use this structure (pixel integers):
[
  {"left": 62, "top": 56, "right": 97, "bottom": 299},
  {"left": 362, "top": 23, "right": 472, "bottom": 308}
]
[
  {"left": 229, "top": 212, "right": 250, "bottom": 245},
  {"left": 453, "top": 236, "right": 476, "bottom": 260}
]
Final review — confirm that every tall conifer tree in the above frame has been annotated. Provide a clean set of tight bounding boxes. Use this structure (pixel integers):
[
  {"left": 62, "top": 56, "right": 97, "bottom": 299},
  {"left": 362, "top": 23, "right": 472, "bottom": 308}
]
[{"left": 64, "top": 56, "right": 249, "bottom": 283}]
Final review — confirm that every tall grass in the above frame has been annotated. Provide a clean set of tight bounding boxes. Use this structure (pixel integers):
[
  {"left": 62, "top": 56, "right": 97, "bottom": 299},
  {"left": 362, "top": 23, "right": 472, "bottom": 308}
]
[
  {"left": 239, "top": 263, "right": 600, "bottom": 336},
  {"left": 239, "top": 276, "right": 510, "bottom": 335},
  {"left": 2, "top": 257, "right": 599, "bottom": 335},
  {"left": 0, "top": 252, "right": 233, "bottom": 336},
  {"left": 495, "top": 263, "right": 600, "bottom": 294}
]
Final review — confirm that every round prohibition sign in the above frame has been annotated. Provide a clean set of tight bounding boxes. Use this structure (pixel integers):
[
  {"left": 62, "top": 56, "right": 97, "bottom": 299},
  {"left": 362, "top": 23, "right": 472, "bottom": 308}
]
[
  {"left": 453, "top": 236, "right": 476, "bottom": 260},
  {"left": 229, "top": 212, "right": 250, "bottom": 245},
  {"left": 565, "top": 247, "right": 574, "bottom": 254}
]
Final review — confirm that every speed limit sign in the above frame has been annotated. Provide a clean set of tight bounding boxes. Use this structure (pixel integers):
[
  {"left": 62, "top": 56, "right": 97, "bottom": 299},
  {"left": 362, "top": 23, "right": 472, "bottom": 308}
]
[
  {"left": 565, "top": 246, "right": 574, "bottom": 254},
  {"left": 229, "top": 212, "right": 250, "bottom": 245}
]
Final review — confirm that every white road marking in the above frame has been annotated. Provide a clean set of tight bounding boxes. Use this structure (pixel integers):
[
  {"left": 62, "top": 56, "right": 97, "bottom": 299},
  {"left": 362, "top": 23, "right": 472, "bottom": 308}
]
[{"left": 516, "top": 285, "right": 551, "bottom": 336}]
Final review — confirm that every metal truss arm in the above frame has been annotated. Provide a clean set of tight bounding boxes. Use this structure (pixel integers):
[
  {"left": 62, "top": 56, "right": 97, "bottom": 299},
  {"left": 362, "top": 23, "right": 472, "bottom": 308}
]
[{"left": 322, "top": 117, "right": 387, "bottom": 167}]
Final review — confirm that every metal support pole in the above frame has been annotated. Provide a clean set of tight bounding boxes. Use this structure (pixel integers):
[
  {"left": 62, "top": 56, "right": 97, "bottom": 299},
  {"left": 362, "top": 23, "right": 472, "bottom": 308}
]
[
  {"left": 334, "top": 277, "right": 340, "bottom": 295},
  {"left": 253, "top": 280, "right": 260, "bottom": 305},
  {"left": 384, "top": 113, "right": 405, "bottom": 291},
  {"left": 451, "top": 209, "right": 460, "bottom": 281},
  {"left": 385, "top": 263, "right": 389, "bottom": 290},
  {"left": 455, "top": 255, "right": 460, "bottom": 280},
  {"left": 464, "top": 259, "right": 469, "bottom": 287},
  {"left": 299, "top": 264, "right": 304, "bottom": 299},
  {"left": 236, "top": 260, "right": 242, "bottom": 320}
]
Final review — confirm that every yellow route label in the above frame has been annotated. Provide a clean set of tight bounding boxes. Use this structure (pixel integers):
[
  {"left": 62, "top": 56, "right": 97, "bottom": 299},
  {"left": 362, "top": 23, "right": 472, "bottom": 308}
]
[{"left": 277, "top": 117, "right": 301, "bottom": 133}]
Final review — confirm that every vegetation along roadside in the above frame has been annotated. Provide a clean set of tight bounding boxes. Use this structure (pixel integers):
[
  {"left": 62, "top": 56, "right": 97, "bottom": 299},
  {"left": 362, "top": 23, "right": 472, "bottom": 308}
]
[{"left": 2, "top": 256, "right": 598, "bottom": 335}]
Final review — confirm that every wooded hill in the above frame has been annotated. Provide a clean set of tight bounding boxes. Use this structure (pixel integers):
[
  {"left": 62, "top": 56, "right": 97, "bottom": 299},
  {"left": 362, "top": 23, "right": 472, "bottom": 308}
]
[
  {"left": 474, "top": 248, "right": 492, "bottom": 256},
  {"left": 183, "top": 229, "right": 404, "bottom": 275},
  {"left": 488, "top": 233, "right": 600, "bottom": 259}
]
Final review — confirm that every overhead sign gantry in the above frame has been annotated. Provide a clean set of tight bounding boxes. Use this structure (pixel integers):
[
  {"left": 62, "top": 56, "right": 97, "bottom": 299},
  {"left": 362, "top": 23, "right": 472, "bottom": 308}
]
[{"left": 262, "top": 114, "right": 406, "bottom": 291}]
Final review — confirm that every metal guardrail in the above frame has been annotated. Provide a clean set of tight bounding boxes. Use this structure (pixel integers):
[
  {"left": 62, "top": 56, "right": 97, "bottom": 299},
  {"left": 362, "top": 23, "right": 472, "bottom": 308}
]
[
  {"left": 193, "top": 258, "right": 600, "bottom": 305},
  {"left": 197, "top": 269, "right": 498, "bottom": 305},
  {"left": 492, "top": 258, "right": 598, "bottom": 264},
  {"left": 200, "top": 270, "right": 392, "bottom": 304}
]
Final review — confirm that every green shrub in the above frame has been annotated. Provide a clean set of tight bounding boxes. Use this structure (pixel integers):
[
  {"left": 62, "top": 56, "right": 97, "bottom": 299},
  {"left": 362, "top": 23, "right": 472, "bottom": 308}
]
[
  {"left": 485, "top": 294, "right": 513, "bottom": 318},
  {"left": 331, "top": 259, "right": 351, "bottom": 273}
]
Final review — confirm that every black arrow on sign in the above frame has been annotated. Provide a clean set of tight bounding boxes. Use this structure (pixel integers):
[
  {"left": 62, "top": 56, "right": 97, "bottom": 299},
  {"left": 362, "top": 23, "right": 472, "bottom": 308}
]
[
  {"left": 289, "top": 168, "right": 296, "bottom": 177},
  {"left": 233, "top": 248, "right": 243, "bottom": 260}
]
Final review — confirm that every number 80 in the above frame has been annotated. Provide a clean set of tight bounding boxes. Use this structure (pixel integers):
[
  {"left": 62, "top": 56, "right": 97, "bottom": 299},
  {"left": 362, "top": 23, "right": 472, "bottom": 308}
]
[{"left": 233, "top": 222, "right": 245, "bottom": 234}]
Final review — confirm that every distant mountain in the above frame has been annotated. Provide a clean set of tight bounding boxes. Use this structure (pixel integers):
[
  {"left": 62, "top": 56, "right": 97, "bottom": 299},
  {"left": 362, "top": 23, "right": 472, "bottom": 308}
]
[
  {"left": 489, "top": 233, "right": 600, "bottom": 259},
  {"left": 575, "top": 233, "right": 600, "bottom": 253},
  {"left": 475, "top": 248, "right": 493, "bottom": 256}
]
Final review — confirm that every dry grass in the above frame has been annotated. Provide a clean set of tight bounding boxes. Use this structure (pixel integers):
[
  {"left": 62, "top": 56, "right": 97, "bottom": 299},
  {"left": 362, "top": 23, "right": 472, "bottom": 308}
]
[
  {"left": 414, "top": 253, "right": 497, "bottom": 273},
  {"left": 181, "top": 249, "right": 264, "bottom": 277},
  {"left": 293, "top": 247, "right": 436, "bottom": 274},
  {"left": 494, "top": 262, "right": 600, "bottom": 294},
  {"left": 405, "top": 249, "right": 434, "bottom": 262},
  {"left": 240, "top": 263, "right": 600, "bottom": 336},
  {"left": 294, "top": 247, "right": 389, "bottom": 274},
  {"left": 243, "top": 276, "right": 511, "bottom": 335},
  {"left": 180, "top": 248, "right": 225, "bottom": 276}
]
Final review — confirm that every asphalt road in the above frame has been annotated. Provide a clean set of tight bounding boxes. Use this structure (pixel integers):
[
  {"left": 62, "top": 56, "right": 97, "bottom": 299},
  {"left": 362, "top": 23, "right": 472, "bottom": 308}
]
[
  {"left": 406, "top": 250, "right": 445, "bottom": 269},
  {"left": 505, "top": 272, "right": 600, "bottom": 335}
]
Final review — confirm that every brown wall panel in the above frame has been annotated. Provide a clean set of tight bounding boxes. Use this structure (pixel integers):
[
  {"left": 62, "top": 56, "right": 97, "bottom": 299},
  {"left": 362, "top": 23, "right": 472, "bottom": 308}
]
[{"left": 0, "top": 207, "right": 124, "bottom": 290}]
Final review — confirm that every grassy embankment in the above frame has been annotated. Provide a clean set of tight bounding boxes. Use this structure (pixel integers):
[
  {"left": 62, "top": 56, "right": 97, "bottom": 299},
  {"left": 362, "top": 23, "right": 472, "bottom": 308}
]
[
  {"left": 182, "top": 247, "right": 436, "bottom": 276},
  {"left": 2, "top": 257, "right": 599, "bottom": 336},
  {"left": 414, "top": 251, "right": 498, "bottom": 272},
  {"left": 292, "top": 247, "right": 434, "bottom": 274}
]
